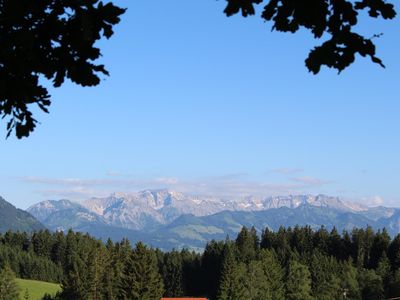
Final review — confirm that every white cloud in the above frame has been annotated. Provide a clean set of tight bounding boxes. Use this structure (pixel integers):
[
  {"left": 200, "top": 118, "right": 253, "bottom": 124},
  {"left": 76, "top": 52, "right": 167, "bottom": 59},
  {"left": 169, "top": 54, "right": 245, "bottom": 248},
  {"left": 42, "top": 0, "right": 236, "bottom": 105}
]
[
  {"left": 271, "top": 168, "right": 304, "bottom": 175},
  {"left": 154, "top": 177, "right": 179, "bottom": 185},
  {"left": 369, "top": 195, "right": 385, "bottom": 206},
  {"left": 37, "top": 187, "right": 110, "bottom": 200},
  {"left": 20, "top": 173, "right": 334, "bottom": 201},
  {"left": 290, "top": 176, "right": 331, "bottom": 186}
]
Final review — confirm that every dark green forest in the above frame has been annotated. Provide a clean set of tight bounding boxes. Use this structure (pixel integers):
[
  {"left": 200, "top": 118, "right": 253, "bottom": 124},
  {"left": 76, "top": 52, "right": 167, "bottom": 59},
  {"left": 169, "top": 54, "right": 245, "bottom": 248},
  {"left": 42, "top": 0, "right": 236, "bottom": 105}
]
[{"left": 1, "top": 226, "right": 400, "bottom": 299}]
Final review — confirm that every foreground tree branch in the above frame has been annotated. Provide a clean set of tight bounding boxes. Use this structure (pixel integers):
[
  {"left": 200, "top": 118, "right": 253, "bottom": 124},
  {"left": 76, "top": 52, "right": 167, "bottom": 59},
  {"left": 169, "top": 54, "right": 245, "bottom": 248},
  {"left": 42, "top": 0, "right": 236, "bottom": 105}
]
[
  {"left": 224, "top": 0, "right": 396, "bottom": 73},
  {"left": 0, "top": 0, "right": 125, "bottom": 138}
]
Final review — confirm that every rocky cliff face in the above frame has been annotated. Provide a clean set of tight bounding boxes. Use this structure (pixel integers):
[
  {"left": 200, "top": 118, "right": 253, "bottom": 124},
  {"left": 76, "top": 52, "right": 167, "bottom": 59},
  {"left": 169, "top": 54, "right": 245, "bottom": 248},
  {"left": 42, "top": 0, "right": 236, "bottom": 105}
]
[{"left": 80, "top": 190, "right": 234, "bottom": 229}]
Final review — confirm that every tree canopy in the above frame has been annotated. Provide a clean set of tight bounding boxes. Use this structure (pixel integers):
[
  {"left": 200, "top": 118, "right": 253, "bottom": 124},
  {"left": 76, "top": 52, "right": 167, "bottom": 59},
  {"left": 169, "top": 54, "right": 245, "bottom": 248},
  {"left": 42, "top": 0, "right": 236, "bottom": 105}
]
[
  {"left": 1, "top": 226, "right": 400, "bottom": 299},
  {"left": 0, "top": 0, "right": 397, "bottom": 138}
]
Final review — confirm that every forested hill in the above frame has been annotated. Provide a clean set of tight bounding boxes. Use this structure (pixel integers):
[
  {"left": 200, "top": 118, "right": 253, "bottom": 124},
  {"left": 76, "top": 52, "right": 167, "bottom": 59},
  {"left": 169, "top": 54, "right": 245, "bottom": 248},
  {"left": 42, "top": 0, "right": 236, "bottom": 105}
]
[
  {"left": 0, "top": 196, "right": 45, "bottom": 233},
  {"left": 0, "top": 226, "right": 400, "bottom": 299}
]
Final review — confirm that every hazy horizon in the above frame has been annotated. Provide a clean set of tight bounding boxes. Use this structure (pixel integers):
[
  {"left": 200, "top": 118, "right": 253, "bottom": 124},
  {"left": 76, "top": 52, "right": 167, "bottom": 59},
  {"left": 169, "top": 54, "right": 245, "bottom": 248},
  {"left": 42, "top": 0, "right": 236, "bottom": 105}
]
[{"left": 1, "top": 1, "right": 399, "bottom": 209}]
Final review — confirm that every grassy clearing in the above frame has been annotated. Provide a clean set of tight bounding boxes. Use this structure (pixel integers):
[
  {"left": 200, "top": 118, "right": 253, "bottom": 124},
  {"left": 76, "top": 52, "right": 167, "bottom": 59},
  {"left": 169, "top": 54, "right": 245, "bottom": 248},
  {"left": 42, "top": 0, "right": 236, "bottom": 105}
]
[{"left": 16, "top": 278, "right": 61, "bottom": 300}]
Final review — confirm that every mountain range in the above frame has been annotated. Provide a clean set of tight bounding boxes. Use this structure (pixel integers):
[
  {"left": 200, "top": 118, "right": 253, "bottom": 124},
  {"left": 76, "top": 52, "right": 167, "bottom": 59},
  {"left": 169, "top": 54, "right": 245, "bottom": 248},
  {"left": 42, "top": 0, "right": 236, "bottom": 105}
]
[{"left": 26, "top": 190, "right": 400, "bottom": 250}]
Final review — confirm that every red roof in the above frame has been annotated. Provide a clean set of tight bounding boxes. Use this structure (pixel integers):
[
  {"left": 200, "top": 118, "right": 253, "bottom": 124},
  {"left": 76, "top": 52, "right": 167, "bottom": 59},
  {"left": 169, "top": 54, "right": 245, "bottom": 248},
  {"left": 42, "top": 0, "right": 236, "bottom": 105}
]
[{"left": 161, "top": 298, "right": 208, "bottom": 300}]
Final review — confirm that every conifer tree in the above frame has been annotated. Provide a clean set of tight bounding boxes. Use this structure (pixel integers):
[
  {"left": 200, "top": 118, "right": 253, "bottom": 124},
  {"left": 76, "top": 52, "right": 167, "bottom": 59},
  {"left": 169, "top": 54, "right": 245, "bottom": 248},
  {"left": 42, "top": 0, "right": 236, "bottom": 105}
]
[
  {"left": 388, "top": 235, "right": 400, "bottom": 271},
  {"left": 201, "top": 240, "right": 225, "bottom": 299},
  {"left": 328, "top": 227, "right": 344, "bottom": 260},
  {"left": 362, "top": 227, "right": 375, "bottom": 268},
  {"left": 388, "top": 270, "right": 400, "bottom": 298},
  {"left": 246, "top": 260, "right": 272, "bottom": 300},
  {"left": 60, "top": 253, "right": 87, "bottom": 299},
  {"left": 236, "top": 227, "right": 259, "bottom": 263},
  {"left": 0, "top": 265, "right": 20, "bottom": 300},
  {"left": 87, "top": 245, "right": 107, "bottom": 300},
  {"left": 358, "top": 269, "right": 384, "bottom": 300},
  {"left": 340, "top": 259, "right": 361, "bottom": 300},
  {"left": 343, "top": 231, "right": 353, "bottom": 261},
  {"left": 286, "top": 260, "right": 314, "bottom": 300},
  {"left": 122, "top": 242, "right": 164, "bottom": 300},
  {"left": 274, "top": 227, "right": 292, "bottom": 263},
  {"left": 291, "top": 226, "right": 313, "bottom": 257},
  {"left": 162, "top": 250, "right": 184, "bottom": 297},
  {"left": 260, "top": 228, "right": 274, "bottom": 249},
  {"left": 313, "top": 227, "right": 330, "bottom": 255},
  {"left": 102, "top": 243, "right": 122, "bottom": 300},
  {"left": 370, "top": 229, "right": 390, "bottom": 269},
  {"left": 50, "top": 231, "right": 67, "bottom": 268},
  {"left": 310, "top": 252, "right": 341, "bottom": 300},
  {"left": 180, "top": 249, "right": 202, "bottom": 296},
  {"left": 351, "top": 229, "right": 366, "bottom": 268},
  {"left": 259, "top": 249, "right": 285, "bottom": 300},
  {"left": 112, "top": 238, "right": 133, "bottom": 298},
  {"left": 376, "top": 252, "right": 391, "bottom": 295},
  {"left": 217, "top": 244, "right": 249, "bottom": 300}
]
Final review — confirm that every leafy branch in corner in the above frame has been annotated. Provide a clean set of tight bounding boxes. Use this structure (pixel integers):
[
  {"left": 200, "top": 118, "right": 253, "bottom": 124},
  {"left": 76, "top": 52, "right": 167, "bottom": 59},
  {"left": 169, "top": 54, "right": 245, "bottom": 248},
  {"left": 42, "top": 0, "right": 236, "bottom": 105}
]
[
  {"left": 223, "top": 0, "right": 396, "bottom": 74},
  {"left": 0, "top": 0, "right": 125, "bottom": 138}
]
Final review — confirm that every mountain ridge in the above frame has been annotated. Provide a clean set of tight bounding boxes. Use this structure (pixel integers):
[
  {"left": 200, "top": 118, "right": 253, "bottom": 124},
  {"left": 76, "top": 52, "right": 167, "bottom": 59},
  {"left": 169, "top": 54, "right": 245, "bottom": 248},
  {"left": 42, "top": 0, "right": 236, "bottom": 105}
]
[
  {"left": 28, "top": 190, "right": 370, "bottom": 231},
  {"left": 26, "top": 190, "right": 400, "bottom": 250},
  {"left": 0, "top": 196, "right": 45, "bottom": 233}
]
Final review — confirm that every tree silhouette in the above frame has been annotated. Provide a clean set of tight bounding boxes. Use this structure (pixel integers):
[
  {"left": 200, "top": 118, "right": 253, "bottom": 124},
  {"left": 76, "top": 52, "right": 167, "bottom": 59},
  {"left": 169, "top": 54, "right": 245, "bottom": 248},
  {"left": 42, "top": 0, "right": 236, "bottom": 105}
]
[
  {"left": 0, "top": 0, "right": 125, "bottom": 138},
  {"left": 224, "top": 0, "right": 396, "bottom": 73}
]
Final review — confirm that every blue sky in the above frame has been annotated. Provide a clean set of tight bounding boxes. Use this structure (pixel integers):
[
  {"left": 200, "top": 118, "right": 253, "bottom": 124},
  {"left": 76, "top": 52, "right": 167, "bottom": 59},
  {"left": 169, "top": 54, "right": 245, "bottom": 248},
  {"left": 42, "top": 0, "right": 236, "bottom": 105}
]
[{"left": 1, "top": 1, "right": 399, "bottom": 209}]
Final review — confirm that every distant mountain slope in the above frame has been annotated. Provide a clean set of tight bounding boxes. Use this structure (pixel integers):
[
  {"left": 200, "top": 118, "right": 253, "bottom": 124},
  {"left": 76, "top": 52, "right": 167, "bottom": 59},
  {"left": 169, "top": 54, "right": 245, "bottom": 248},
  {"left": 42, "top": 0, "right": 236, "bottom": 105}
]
[
  {"left": 0, "top": 197, "right": 45, "bottom": 233},
  {"left": 85, "top": 205, "right": 400, "bottom": 251},
  {"left": 150, "top": 205, "right": 386, "bottom": 250},
  {"left": 379, "top": 209, "right": 400, "bottom": 235},
  {"left": 28, "top": 199, "right": 107, "bottom": 232}
]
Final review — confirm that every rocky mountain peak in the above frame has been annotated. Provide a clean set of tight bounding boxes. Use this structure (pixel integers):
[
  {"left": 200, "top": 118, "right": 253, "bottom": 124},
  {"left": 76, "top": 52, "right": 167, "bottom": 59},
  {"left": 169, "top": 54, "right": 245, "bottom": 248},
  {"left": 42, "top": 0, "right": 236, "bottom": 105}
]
[{"left": 28, "top": 190, "right": 369, "bottom": 231}]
